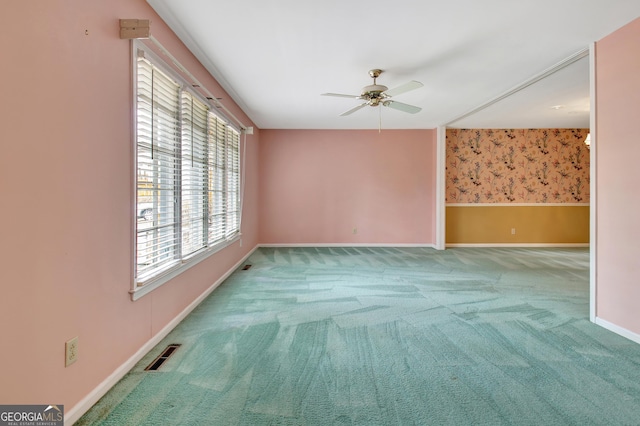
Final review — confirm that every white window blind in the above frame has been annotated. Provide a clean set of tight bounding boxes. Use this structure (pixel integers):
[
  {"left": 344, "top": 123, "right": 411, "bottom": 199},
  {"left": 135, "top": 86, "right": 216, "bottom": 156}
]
[
  {"left": 181, "top": 91, "right": 209, "bottom": 257},
  {"left": 208, "top": 116, "right": 240, "bottom": 244},
  {"left": 226, "top": 128, "right": 240, "bottom": 239},
  {"left": 134, "top": 45, "right": 241, "bottom": 290},
  {"left": 136, "top": 57, "right": 181, "bottom": 281}
]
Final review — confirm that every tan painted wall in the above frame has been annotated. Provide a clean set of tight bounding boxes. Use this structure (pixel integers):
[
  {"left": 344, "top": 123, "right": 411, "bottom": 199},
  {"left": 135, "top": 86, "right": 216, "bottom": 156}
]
[
  {"left": 446, "top": 205, "right": 589, "bottom": 244},
  {"left": 446, "top": 128, "right": 590, "bottom": 244}
]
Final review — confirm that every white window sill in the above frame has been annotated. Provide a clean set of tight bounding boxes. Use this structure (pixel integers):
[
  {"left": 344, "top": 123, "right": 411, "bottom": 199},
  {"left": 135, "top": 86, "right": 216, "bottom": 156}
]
[{"left": 130, "top": 234, "right": 241, "bottom": 301}]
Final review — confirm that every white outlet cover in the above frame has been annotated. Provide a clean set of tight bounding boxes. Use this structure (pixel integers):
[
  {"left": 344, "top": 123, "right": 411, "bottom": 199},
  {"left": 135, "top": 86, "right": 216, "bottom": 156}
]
[{"left": 65, "top": 336, "right": 78, "bottom": 367}]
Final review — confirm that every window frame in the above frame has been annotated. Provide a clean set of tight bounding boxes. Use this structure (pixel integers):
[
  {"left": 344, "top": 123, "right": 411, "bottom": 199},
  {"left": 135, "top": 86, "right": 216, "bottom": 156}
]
[{"left": 131, "top": 40, "right": 241, "bottom": 301}]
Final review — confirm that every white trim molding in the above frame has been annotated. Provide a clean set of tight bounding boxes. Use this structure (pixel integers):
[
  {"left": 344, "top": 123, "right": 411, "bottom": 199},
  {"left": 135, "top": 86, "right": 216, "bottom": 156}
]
[
  {"left": 435, "top": 126, "right": 446, "bottom": 250},
  {"left": 447, "top": 203, "right": 589, "bottom": 207},
  {"left": 445, "top": 48, "right": 589, "bottom": 125},
  {"left": 258, "top": 243, "right": 437, "bottom": 249},
  {"left": 446, "top": 243, "right": 590, "bottom": 248},
  {"left": 589, "top": 41, "right": 597, "bottom": 323},
  {"left": 595, "top": 317, "right": 640, "bottom": 345},
  {"left": 131, "top": 235, "right": 241, "bottom": 301},
  {"left": 65, "top": 245, "right": 259, "bottom": 425}
]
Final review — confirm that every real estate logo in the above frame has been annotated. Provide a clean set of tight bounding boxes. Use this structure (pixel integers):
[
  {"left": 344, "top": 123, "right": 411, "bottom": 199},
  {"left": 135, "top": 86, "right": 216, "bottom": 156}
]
[{"left": 0, "top": 405, "right": 63, "bottom": 426}]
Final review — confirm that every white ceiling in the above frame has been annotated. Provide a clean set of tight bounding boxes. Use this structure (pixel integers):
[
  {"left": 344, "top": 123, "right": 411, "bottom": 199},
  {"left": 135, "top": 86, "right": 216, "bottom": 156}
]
[{"left": 147, "top": 0, "right": 640, "bottom": 130}]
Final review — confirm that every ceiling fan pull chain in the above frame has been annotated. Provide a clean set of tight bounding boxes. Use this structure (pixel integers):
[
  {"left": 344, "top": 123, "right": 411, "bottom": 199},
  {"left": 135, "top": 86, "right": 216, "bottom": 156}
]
[{"left": 379, "top": 106, "right": 382, "bottom": 133}]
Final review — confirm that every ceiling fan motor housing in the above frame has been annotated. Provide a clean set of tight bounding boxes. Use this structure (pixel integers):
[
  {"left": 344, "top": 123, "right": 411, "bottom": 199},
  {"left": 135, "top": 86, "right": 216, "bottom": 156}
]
[
  {"left": 321, "top": 67, "right": 422, "bottom": 115},
  {"left": 361, "top": 84, "right": 389, "bottom": 98},
  {"left": 361, "top": 68, "right": 388, "bottom": 102}
]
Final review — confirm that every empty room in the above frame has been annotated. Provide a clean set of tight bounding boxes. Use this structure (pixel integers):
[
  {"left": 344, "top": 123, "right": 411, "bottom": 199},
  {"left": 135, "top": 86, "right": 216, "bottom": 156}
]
[{"left": 1, "top": 1, "right": 640, "bottom": 425}]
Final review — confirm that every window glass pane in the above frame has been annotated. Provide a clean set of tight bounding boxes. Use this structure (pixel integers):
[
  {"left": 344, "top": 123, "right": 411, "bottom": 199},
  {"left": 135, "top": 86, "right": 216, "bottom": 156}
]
[
  {"left": 136, "top": 57, "right": 180, "bottom": 280},
  {"left": 181, "top": 92, "right": 209, "bottom": 256},
  {"left": 134, "top": 45, "right": 242, "bottom": 287}
]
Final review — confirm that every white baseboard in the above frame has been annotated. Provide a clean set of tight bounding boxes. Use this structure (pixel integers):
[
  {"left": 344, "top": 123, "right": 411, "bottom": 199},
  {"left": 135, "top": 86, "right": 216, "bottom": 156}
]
[
  {"left": 65, "top": 245, "right": 259, "bottom": 425},
  {"left": 258, "top": 243, "right": 589, "bottom": 249},
  {"left": 446, "top": 243, "right": 590, "bottom": 248},
  {"left": 594, "top": 317, "right": 640, "bottom": 345},
  {"left": 447, "top": 203, "right": 589, "bottom": 207},
  {"left": 258, "top": 243, "right": 437, "bottom": 248}
]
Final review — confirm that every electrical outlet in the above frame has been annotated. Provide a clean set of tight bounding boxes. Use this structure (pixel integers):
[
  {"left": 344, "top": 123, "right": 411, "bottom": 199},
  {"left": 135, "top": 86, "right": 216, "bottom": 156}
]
[
  {"left": 511, "top": 228, "right": 516, "bottom": 235},
  {"left": 352, "top": 227, "right": 357, "bottom": 234},
  {"left": 65, "top": 336, "right": 78, "bottom": 367}
]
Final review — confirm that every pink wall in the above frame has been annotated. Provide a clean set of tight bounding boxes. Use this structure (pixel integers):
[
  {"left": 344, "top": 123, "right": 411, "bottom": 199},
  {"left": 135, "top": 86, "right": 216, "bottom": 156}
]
[
  {"left": 4, "top": 0, "right": 637, "bottom": 418},
  {"left": 595, "top": 17, "right": 640, "bottom": 335},
  {"left": 0, "top": 0, "right": 259, "bottom": 416},
  {"left": 259, "top": 129, "right": 437, "bottom": 245}
]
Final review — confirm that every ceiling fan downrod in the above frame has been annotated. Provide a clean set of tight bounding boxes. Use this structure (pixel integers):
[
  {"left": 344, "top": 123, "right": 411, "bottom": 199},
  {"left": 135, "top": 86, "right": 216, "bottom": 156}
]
[{"left": 362, "top": 69, "right": 388, "bottom": 102}]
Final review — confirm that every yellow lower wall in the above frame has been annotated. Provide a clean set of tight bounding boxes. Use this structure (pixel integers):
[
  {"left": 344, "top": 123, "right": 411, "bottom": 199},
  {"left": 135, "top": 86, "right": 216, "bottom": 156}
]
[{"left": 446, "top": 205, "right": 589, "bottom": 245}]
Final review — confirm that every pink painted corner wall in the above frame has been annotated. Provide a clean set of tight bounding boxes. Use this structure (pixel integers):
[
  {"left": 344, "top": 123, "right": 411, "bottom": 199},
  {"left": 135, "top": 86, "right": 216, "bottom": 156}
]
[
  {"left": 259, "top": 129, "right": 437, "bottom": 245},
  {"left": 595, "top": 17, "right": 640, "bottom": 336},
  {"left": 0, "top": 0, "right": 259, "bottom": 417}
]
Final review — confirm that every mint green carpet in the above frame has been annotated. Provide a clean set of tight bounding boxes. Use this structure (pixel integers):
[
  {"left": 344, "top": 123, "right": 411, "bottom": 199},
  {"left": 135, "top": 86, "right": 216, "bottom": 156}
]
[{"left": 77, "top": 247, "right": 640, "bottom": 425}]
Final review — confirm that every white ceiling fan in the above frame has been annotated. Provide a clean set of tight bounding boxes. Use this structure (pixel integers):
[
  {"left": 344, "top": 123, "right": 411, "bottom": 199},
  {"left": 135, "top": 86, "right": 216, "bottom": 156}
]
[{"left": 322, "top": 69, "right": 423, "bottom": 116}]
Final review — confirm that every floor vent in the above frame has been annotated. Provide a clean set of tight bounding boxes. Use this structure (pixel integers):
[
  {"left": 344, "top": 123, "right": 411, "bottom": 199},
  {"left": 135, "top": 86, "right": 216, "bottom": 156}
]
[
  {"left": 145, "top": 344, "right": 181, "bottom": 371},
  {"left": 242, "top": 264, "right": 252, "bottom": 270}
]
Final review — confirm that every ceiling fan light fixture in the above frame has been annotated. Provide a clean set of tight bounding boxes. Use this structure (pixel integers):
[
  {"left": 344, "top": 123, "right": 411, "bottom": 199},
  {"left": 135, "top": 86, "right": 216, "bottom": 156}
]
[
  {"left": 322, "top": 68, "right": 423, "bottom": 117},
  {"left": 361, "top": 84, "right": 389, "bottom": 97}
]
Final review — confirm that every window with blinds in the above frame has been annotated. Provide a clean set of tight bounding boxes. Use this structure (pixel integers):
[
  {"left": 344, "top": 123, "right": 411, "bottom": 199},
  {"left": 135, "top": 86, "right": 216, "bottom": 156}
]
[
  {"left": 181, "top": 91, "right": 209, "bottom": 257},
  {"left": 134, "top": 45, "right": 241, "bottom": 289}
]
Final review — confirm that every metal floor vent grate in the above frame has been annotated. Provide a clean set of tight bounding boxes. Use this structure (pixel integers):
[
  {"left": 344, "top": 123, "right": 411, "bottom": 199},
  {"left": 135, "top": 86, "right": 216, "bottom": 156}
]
[
  {"left": 242, "top": 264, "right": 252, "bottom": 270},
  {"left": 145, "top": 344, "right": 181, "bottom": 371}
]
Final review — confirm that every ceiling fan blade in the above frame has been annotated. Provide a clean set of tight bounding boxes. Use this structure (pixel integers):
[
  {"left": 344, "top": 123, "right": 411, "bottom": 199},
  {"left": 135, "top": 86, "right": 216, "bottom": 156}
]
[
  {"left": 340, "top": 102, "right": 369, "bottom": 116},
  {"left": 383, "top": 100, "right": 422, "bottom": 114},
  {"left": 383, "top": 80, "right": 423, "bottom": 97},
  {"left": 322, "top": 93, "right": 361, "bottom": 99}
]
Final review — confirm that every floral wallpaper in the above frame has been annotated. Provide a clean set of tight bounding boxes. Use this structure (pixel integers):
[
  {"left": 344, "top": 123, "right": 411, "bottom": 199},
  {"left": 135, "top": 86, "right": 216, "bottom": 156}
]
[{"left": 446, "top": 129, "right": 590, "bottom": 203}]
